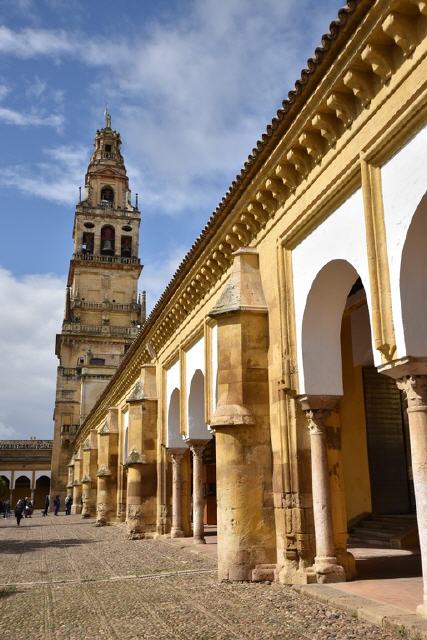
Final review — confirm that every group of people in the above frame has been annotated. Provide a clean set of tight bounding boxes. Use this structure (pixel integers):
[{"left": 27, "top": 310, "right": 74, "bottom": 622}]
[
  {"left": 14, "top": 497, "right": 34, "bottom": 525},
  {"left": 8, "top": 494, "right": 74, "bottom": 525}
]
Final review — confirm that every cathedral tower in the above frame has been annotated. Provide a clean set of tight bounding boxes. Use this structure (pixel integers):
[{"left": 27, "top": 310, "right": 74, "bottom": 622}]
[{"left": 51, "top": 112, "right": 143, "bottom": 500}]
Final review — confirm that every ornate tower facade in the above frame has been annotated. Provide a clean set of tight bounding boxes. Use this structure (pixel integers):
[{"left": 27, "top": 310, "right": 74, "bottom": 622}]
[{"left": 51, "top": 113, "right": 143, "bottom": 500}]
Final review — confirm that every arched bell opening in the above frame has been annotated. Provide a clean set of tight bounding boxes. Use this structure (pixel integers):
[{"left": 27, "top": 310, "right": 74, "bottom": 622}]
[
  {"left": 100, "top": 186, "right": 114, "bottom": 207},
  {"left": 100, "top": 225, "right": 115, "bottom": 256}
]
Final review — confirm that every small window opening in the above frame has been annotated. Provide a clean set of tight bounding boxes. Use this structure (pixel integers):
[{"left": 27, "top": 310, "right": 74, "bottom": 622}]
[{"left": 105, "top": 144, "right": 112, "bottom": 153}]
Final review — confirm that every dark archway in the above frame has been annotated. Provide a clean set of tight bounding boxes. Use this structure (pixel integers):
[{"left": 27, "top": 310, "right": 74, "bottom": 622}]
[
  {"left": 100, "top": 186, "right": 114, "bottom": 206},
  {"left": 34, "top": 475, "right": 50, "bottom": 509}
]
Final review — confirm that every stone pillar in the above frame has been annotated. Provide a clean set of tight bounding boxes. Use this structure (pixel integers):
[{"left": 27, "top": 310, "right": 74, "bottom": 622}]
[
  {"left": 209, "top": 248, "right": 276, "bottom": 581},
  {"left": 66, "top": 461, "right": 74, "bottom": 499},
  {"left": 81, "top": 431, "right": 98, "bottom": 518},
  {"left": 186, "top": 442, "right": 207, "bottom": 543},
  {"left": 298, "top": 396, "right": 345, "bottom": 584},
  {"left": 96, "top": 409, "right": 119, "bottom": 526},
  {"left": 71, "top": 450, "right": 82, "bottom": 514},
  {"left": 169, "top": 449, "right": 185, "bottom": 538},
  {"left": 380, "top": 358, "right": 427, "bottom": 618},
  {"left": 125, "top": 366, "right": 158, "bottom": 539}
]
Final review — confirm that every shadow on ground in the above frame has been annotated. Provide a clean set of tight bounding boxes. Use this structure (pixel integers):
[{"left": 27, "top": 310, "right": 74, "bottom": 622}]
[{"left": 0, "top": 538, "right": 92, "bottom": 554}]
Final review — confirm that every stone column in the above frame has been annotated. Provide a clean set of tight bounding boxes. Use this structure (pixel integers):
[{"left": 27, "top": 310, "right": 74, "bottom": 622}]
[
  {"left": 298, "top": 396, "right": 345, "bottom": 584},
  {"left": 186, "top": 442, "right": 207, "bottom": 544},
  {"left": 71, "top": 450, "right": 82, "bottom": 514},
  {"left": 96, "top": 409, "right": 119, "bottom": 527},
  {"left": 169, "top": 449, "right": 185, "bottom": 538},
  {"left": 66, "top": 461, "right": 74, "bottom": 499},
  {"left": 125, "top": 366, "right": 158, "bottom": 539},
  {"left": 81, "top": 431, "right": 98, "bottom": 518},
  {"left": 209, "top": 248, "right": 276, "bottom": 581},
  {"left": 380, "top": 358, "right": 427, "bottom": 618}
]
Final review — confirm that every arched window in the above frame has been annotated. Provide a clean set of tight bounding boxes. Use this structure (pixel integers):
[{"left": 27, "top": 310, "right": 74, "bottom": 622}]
[
  {"left": 100, "top": 186, "right": 114, "bottom": 207},
  {"left": 100, "top": 225, "right": 115, "bottom": 256}
]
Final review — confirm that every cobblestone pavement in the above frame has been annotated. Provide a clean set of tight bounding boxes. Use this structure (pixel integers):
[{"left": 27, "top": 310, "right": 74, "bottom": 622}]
[{"left": 0, "top": 514, "right": 401, "bottom": 640}]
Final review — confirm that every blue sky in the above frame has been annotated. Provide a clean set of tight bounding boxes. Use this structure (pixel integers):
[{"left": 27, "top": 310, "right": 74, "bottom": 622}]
[{"left": 0, "top": 0, "right": 343, "bottom": 439}]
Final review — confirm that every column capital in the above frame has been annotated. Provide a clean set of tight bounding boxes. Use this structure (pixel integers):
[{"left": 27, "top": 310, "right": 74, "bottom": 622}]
[
  {"left": 297, "top": 395, "right": 341, "bottom": 433},
  {"left": 168, "top": 448, "right": 186, "bottom": 462}
]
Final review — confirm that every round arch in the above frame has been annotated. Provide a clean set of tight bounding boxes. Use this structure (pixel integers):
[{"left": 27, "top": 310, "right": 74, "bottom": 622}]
[
  {"left": 301, "top": 259, "right": 371, "bottom": 396},
  {"left": 100, "top": 185, "right": 114, "bottom": 206},
  {"left": 400, "top": 192, "right": 427, "bottom": 357},
  {"left": 167, "top": 387, "right": 182, "bottom": 448},
  {"left": 188, "top": 369, "right": 210, "bottom": 440},
  {"left": 13, "top": 474, "right": 31, "bottom": 505}
]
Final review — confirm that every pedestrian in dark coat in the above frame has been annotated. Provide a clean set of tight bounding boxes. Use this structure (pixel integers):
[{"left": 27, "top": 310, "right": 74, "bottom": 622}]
[
  {"left": 53, "top": 495, "right": 60, "bottom": 516},
  {"left": 43, "top": 494, "right": 50, "bottom": 516},
  {"left": 15, "top": 499, "right": 24, "bottom": 526}
]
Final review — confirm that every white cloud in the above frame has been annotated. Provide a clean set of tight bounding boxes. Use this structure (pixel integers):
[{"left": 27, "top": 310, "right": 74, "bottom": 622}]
[
  {"left": 0, "top": 105, "right": 63, "bottom": 127},
  {"left": 0, "top": 1, "right": 341, "bottom": 217},
  {"left": 0, "top": 267, "right": 64, "bottom": 439},
  {"left": 0, "top": 144, "right": 88, "bottom": 203}
]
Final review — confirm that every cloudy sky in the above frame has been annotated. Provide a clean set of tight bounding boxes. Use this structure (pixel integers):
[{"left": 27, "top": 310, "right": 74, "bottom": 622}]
[{"left": 0, "top": 0, "right": 343, "bottom": 439}]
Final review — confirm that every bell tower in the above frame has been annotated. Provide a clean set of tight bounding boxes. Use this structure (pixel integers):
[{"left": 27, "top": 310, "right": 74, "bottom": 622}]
[{"left": 51, "top": 111, "right": 144, "bottom": 501}]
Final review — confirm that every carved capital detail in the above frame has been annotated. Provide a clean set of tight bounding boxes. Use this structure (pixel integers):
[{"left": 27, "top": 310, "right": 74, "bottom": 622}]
[
  {"left": 305, "top": 410, "right": 328, "bottom": 436},
  {"left": 397, "top": 375, "right": 427, "bottom": 410}
]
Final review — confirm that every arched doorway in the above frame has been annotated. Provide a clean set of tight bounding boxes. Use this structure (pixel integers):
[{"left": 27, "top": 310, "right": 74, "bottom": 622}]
[
  {"left": 188, "top": 369, "right": 216, "bottom": 528},
  {"left": 13, "top": 475, "right": 31, "bottom": 505},
  {"left": 0, "top": 475, "right": 10, "bottom": 501},
  {"left": 300, "top": 259, "right": 419, "bottom": 581},
  {"left": 34, "top": 475, "right": 50, "bottom": 509}
]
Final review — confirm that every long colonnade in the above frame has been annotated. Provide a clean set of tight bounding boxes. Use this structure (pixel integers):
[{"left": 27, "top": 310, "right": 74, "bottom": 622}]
[{"left": 64, "top": 0, "right": 427, "bottom": 618}]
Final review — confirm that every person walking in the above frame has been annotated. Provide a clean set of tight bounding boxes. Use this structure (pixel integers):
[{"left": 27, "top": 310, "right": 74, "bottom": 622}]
[
  {"left": 64, "top": 495, "right": 73, "bottom": 515},
  {"left": 15, "top": 499, "right": 24, "bottom": 526},
  {"left": 53, "top": 495, "right": 60, "bottom": 516},
  {"left": 43, "top": 494, "right": 50, "bottom": 517},
  {"left": 3, "top": 500, "right": 10, "bottom": 518}
]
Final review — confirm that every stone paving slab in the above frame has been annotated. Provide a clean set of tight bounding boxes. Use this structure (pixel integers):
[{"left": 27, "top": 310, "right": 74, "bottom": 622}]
[{"left": 0, "top": 514, "right": 404, "bottom": 639}]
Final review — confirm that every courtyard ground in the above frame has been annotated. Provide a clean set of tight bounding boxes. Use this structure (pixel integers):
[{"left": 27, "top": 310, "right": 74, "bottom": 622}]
[{"left": 0, "top": 513, "right": 406, "bottom": 640}]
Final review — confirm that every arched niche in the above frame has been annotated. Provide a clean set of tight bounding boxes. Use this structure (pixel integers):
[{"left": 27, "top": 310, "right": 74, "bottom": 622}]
[
  {"left": 400, "top": 192, "right": 427, "bottom": 357},
  {"left": 188, "top": 369, "right": 211, "bottom": 440},
  {"left": 167, "top": 387, "right": 182, "bottom": 448},
  {"left": 301, "top": 259, "right": 370, "bottom": 396}
]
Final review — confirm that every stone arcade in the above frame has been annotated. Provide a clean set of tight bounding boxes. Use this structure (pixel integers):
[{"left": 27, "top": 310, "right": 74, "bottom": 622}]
[{"left": 52, "top": 0, "right": 427, "bottom": 619}]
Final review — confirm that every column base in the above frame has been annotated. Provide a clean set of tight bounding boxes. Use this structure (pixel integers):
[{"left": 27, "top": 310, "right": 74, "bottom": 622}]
[
  {"left": 276, "top": 561, "right": 318, "bottom": 585},
  {"left": 95, "top": 518, "right": 107, "bottom": 527},
  {"left": 417, "top": 602, "right": 427, "bottom": 618},
  {"left": 335, "top": 548, "right": 356, "bottom": 580},
  {"left": 171, "top": 528, "right": 185, "bottom": 538},
  {"left": 193, "top": 536, "right": 206, "bottom": 544},
  {"left": 314, "top": 556, "right": 346, "bottom": 584}
]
